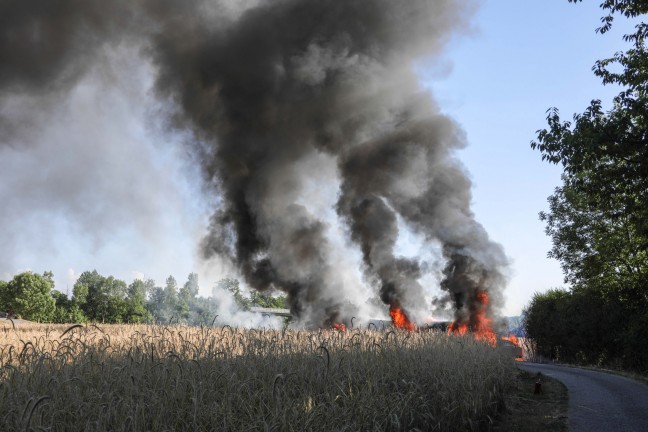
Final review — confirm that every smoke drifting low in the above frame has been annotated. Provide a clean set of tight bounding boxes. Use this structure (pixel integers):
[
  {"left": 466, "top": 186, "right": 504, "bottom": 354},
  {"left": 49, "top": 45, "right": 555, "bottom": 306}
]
[{"left": 0, "top": 0, "right": 507, "bottom": 327}]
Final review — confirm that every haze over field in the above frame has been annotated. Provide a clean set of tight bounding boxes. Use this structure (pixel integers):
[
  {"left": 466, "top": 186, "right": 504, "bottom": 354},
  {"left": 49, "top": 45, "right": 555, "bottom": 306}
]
[{"left": 0, "top": 0, "right": 636, "bottom": 323}]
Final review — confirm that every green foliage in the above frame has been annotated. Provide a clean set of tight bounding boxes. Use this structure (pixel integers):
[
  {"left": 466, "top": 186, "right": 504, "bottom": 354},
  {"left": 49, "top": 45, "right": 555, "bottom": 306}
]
[
  {"left": 184, "top": 273, "right": 199, "bottom": 299},
  {"left": 73, "top": 270, "right": 128, "bottom": 323},
  {"left": 0, "top": 270, "right": 285, "bottom": 327},
  {"left": 145, "top": 275, "right": 181, "bottom": 324},
  {"left": 177, "top": 285, "right": 192, "bottom": 320},
  {"left": 187, "top": 296, "right": 220, "bottom": 325},
  {"left": 147, "top": 274, "right": 219, "bottom": 325},
  {"left": 249, "top": 290, "right": 288, "bottom": 309},
  {"left": 529, "top": 0, "right": 648, "bottom": 372},
  {"left": 525, "top": 289, "right": 569, "bottom": 360},
  {"left": 164, "top": 276, "right": 178, "bottom": 307},
  {"left": 525, "top": 287, "right": 646, "bottom": 369},
  {"left": 1, "top": 272, "right": 56, "bottom": 322},
  {"left": 214, "top": 278, "right": 246, "bottom": 307},
  {"left": 568, "top": 0, "right": 648, "bottom": 42},
  {"left": 214, "top": 278, "right": 288, "bottom": 311},
  {"left": 0, "top": 280, "right": 7, "bottom": 311},
  {"left": 51, "top": 290, "right": 87, "bottom": 323},
  {"left": 538, "top": 174, "right": 648, "bottom": 291},
  {"left": 147, "top": 286, "right": 168, "bottom": 323},
  {"left": 125, "top": 279, "right": 153, "bottom": 323},
  {"left": 176, "top": 273, "right": 199, "bottom": 321}
]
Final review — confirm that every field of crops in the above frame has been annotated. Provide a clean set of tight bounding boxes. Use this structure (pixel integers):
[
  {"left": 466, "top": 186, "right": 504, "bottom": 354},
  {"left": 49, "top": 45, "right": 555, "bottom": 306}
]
[{"left": 0, "top": 323, "right": 516, "bottom": 431}]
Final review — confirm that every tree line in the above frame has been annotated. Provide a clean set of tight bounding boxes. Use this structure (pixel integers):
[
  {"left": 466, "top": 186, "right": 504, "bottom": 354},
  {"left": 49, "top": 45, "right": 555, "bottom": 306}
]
[
  {"left": 0, "top": 270, "right": 286, "bottom": 325},
  {"left": 526, "top": 0, "right": 648, "bottom": 372}
]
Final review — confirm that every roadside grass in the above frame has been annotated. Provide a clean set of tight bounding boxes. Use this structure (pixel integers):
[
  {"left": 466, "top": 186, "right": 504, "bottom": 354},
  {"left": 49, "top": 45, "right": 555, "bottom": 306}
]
[
  {"left": 0, "top": 323, "right": 516, "bottom": 431},
  {"left": 494, "top": 369, "right": 568, "bottom": 432}
]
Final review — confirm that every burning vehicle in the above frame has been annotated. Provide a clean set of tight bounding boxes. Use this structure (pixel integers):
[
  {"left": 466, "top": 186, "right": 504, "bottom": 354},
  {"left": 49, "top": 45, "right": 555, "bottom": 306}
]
[{"left": 499, "top": 335, "right": 524, "bottom": 361}]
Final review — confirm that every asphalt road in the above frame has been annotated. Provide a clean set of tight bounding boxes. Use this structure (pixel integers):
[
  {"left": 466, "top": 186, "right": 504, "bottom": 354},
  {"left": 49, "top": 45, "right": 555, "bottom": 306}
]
[{"left": 518, "top": 362, "right": 648, "bottom": 432}]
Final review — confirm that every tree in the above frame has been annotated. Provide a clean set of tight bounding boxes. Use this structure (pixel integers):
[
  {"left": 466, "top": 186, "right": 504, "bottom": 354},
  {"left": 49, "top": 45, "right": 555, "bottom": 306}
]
[
  {"left": 525, "top": 289, "right": 570, "bottom": 361},
  {"left": 535, "top": 1, "right": 648, "bottom": 249},
  {"left": 162, "top": 275, "right": 181, "bottom": 322},
  {"left": 145, "top": 276, "right": 182, "bottom": 324},
  {"left": 51, "top": 290, "right": 86, "bottom": 323},
  {"left": 0, "top": 279, "right": 7, "bottom": 311},
  {"left": 147, "top": 285, "right": 168, "bottom": 323},
  {"left": 125, "top": 279, "right": 153, "bottom": 323},
  {"left": 530, "top": 0, "right": 648, "bottom": 370},
  {"left": 164, "top": 276, "right": 178, "bottom": 309},
  {"left": 539, "top": 173, "right": 648, "bottom": 296},
  {"left": 249, "top": 290, "right": 288, "bottom": 309},
  {"left": 211, "top": 277, "right": 288, "bottom": 314},
  {"left": 177, "top": 274, "right": 199, "bottom": 320},
  {"left": 215, "top": 278, "right": 249, "bottom": 310},
  {"left": 184, "top": 273, "right": 199, "bottom": 299},
  {"left": 189, "top": 295, "right": 220, "bottom": 326},
  {"left": 1, "top": 272, "right": 56, "bottom": 322},
  {"left": 73, "top": 270, "right": 128, "bottom": 323}
]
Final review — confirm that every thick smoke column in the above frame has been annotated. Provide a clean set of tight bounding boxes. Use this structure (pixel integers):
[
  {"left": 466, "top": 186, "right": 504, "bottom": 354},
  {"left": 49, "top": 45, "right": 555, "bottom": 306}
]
[{"left": 0, "top": 0, "right": 507, "bottom": 327}]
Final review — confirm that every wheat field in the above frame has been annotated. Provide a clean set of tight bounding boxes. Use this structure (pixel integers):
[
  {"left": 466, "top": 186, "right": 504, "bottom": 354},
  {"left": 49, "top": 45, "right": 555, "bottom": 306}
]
[{"left": 0, "top": 323, "right": 515, "bottom": 431}]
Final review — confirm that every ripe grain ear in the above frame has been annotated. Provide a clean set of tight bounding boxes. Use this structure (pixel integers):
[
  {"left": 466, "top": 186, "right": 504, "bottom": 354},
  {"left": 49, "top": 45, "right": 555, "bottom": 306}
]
[
  {"left": 60, "top": 324, "right": 84, "bottom": 337},
  {"left": 22, "top": 395, "right": 51, "bottom": 431}
]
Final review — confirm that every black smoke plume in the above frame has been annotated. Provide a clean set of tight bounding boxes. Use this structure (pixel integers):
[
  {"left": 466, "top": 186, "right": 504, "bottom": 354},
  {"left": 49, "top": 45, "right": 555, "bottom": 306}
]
[{"left": 0, "top": 0, "right": 507, "bottom": 326}]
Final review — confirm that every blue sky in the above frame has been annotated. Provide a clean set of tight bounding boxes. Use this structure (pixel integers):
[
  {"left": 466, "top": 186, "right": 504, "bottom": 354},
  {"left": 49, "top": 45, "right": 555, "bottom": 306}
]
[
  {"left": 418, "top": 0, "right": 638, "bottom": 314},
  {"left": 0, "top": 1, "right": 638, "bottom": 317}
]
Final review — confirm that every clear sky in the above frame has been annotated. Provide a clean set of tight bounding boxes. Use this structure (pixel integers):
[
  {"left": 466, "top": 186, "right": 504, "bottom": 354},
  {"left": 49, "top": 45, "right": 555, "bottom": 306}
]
[{"left": 0, "top": 0, "right": 637, "bottom": 317}]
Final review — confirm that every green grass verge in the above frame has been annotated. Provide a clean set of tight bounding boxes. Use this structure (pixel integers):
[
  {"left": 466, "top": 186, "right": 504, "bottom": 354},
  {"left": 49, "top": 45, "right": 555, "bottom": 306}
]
[{"left": 493, "top": 369, "right": 568, "bottom": 432}]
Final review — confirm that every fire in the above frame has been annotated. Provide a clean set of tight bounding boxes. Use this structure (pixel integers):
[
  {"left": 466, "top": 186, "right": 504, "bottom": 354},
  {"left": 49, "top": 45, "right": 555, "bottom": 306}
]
[
  {"left": 501, "top": 334, "right": 519, "bottom": 346},
  {"left": 447, "top": 290, "right": 497, "bottom": 346},
  {"left": 501, "top": 334, "right": 524, "bottom": 361},
  {"left": 447, "top": 321, "right": 468, "bottom": 336},
  {"left": 445, "top": 291, "right": 525, "bottom": 359},
  {"left": 332, "top": 323, "right": 346, "bottom": 332},
  {"left": 390, "top": 307, "right": 416, "bottom": 331}
]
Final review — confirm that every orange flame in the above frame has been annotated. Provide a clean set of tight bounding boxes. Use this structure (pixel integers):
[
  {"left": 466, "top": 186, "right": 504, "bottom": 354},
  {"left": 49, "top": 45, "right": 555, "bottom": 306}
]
[
  {"left": 332, "top": 323, "right": 346, "bottom": 332},
  {"left": 501, "top": 334, "right": 524, "bottom": 361},
  {"left": 501, "top": 334, "right": 519, "bottom": 346},
  {"left": 447, "top": 321, "right": 468, "bottom": 336},
  {"left": 447, "top": 291, "right": 496, "bottom": 346},
  {"left": 390, "top": 307, "right": 416, "bottom": 331}
]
